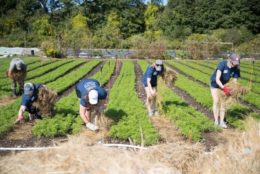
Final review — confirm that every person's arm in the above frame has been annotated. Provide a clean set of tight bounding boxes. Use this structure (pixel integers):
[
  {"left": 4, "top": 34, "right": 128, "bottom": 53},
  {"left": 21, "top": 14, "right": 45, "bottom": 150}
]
[
  {"left": 17, "top": 105, "right": 26, "bottom": 121},
  {"left": 216, "top": 70, "right": 224, "bottom": 89},
  {"left": 79, "top": 105, "right": 91, "bottom": 124}
]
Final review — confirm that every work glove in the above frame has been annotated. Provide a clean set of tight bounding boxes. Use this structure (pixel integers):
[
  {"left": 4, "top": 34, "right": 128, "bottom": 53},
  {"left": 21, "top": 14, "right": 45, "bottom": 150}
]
[{"left": 223, "top": 86, "right": 231, "bottom": 96}]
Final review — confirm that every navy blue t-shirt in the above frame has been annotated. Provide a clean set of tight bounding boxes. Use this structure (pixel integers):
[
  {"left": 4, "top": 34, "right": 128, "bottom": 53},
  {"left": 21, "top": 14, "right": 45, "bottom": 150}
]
[
  {"left": 21, "top": 84, "right": 42, "bottom": 107},
  {"left": 142, "top": 66, "right": 160, "bottom": 87},
  {"left": 75, "top": 79, "right": 107, "bottom": 107},
  {"left": 210, "top": 61, "right": 240, "bottom": 88}
]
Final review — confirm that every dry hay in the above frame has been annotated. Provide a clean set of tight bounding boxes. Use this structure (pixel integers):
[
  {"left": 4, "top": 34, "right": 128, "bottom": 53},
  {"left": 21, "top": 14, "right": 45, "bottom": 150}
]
[
  {"left": 0, "top": 136, "right": 182, "bottom": 174},
  {"left": 161, "top": 68, "right": 178, "bottom": 87},
  {"left": 0, "top": 119, "right": 259, "bottom": 174},
  {"left": 150, "top": 116, "right": 184, "bottom": 143},
  {"left": 91, "top": 111, "right": 113, "bottom": 130},
  {"left": 32, "top": 85, "right": 57, "bottom": 116},
  {"left": 216, "top": 81, "right": 249, "bottom": 108},
  {"left": 7, "top": 70, "right": 26, "bottom": 81},
  {"left": 188, "top": 118, "right": 260, "bottom": 174}
]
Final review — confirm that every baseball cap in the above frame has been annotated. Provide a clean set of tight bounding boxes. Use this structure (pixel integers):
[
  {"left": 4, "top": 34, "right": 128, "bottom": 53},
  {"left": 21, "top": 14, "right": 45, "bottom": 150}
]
[
  {"left": 24, "top": 83, "right": 34, "bottom": 95},
  {"left": 156, "top": 59, "right": 163, "bottom": 65},
  {"left": 229, "top": 53, "right": 240, "bottom": 66},
  {"left": 88, "top": 89, "right": 98, "bottom": 105}
]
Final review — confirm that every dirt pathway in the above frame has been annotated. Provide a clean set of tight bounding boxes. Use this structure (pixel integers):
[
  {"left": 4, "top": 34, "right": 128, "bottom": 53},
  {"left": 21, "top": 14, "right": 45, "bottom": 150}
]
[
  {"left": 134, "top": 61, "right": 184, "bottom": 143},
  {"left": 0, "top": 96, "right": 16, "bottom": 107}
]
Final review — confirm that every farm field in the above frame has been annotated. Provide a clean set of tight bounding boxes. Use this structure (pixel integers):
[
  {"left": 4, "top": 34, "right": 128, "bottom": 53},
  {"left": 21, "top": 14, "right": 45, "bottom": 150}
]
[
  {"left": 0, "top": 57, "right": 259, "bottom": 144},
  {"left": 0, "top": 57, "right": 259, "bottom": 174}
]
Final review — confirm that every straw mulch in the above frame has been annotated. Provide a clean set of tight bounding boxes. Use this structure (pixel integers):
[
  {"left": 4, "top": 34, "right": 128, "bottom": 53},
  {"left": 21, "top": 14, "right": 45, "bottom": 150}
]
[
  {"left": 161, "top": 68, "right": 177, "bottom": 88},
  {"left": 32, "top": 85, "right": 57, "bottom": 116},
  {"left": 216, "top": 81, "right": 249, "bottom": 108}
]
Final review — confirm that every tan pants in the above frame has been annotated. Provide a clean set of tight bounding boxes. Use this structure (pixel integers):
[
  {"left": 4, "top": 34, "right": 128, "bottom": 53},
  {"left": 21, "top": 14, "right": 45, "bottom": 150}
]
[{"left": 145, "top": 87, "right": 157, "bottom": 114}]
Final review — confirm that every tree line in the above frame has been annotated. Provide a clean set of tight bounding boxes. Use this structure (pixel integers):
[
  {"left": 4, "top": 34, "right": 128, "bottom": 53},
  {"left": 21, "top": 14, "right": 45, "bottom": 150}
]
[{"left": 0, "top": 0, "right": 259, "bottom": 58}]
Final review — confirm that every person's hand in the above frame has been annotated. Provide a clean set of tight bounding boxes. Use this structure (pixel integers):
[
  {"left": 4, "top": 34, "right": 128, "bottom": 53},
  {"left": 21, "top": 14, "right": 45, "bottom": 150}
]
[
  {"left": 16, "top": 114, "right": 23, "bottom": 123},
  {"left": 223, "top": 86, "right": 231, "bottom": 96},
  {"left": 151, "top": 89, "right": 157, "bottom": 97}
]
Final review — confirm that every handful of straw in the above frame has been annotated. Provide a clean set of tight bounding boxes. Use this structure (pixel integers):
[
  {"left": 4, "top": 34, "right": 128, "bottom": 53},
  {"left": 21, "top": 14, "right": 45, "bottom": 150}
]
[
  {"left": 161, "top": 68, "right": 177, "bottom": 88},
  {"left": 7, "top": 70, "right": 26, "bottom": 81},
  {"left": 217, "top": 81, "right": 249, "bottom": 108},
  {"left": 32, "top": 85, "right": 57, "bottom": 116}
]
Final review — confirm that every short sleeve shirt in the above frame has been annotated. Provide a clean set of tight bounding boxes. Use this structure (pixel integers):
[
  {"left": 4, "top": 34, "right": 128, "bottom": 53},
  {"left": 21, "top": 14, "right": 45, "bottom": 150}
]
[
  {"left": 210, "top": 61, "right": 240, "bottom": 88},
  {"left": 21, "top": 84, "right": 42, "bottom": 107},
  {"left": 75, "top": 79, "right": 107, "bottom": 107},
  {"left": 142, "top": 66, "right": 159, "bottom": 87}
]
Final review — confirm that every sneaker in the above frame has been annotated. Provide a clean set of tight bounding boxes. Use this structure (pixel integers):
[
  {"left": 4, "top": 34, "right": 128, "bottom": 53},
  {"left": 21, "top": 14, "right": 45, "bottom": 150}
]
[
  {"left": 219, "top": 121, "right": 228, "bottom": 129},
  {"left": 154, "top": 111, "right": 160, "bottom": 116},
  {"left": 86, "top": 122, "right": 99, "bottom": 131},
  {"left": 28, "top": 113, "right": 33, "bottom": 121},
  {"left": 148, "top": 111, "right": 154, "bottom": 117}
]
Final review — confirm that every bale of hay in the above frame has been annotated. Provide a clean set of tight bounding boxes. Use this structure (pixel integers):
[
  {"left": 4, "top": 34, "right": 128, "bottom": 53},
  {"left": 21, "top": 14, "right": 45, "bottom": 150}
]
[
  {"left": 32, "top": 85, "right": 57, "bottom": 116},
  {"left": 161, "top": 68, "right": 177, "bottom": 87},
  {"left": 217, "top": 81, "right": 249, "bottom": 108}
]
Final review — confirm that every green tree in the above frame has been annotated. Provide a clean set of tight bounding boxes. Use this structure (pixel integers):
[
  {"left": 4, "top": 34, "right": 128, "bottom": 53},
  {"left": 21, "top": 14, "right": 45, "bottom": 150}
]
[
  {"left": 64, "top": 13, "right": 91, "bottom": 56},
  {"left": 144, "top": 2, "right": 161, "bottom": 40},
  {"left": 92, "top": 11, "right": 123, "bottom": 48}
]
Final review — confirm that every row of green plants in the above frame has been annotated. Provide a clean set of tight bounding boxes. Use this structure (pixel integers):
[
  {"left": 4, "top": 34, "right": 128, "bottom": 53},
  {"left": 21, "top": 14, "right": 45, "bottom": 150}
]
[
  {"left": 240, "top": 62, "right": 260, "bottom": 72},
  {"left": 105, "top": 61, "right": 159, "bottom": 145},
  {"left": 194, "top": 61, "right": 260, "bottom": 91},
  {"left": 137, "top": 60, "right": 217, "bottom": 141},
  {"left": 0, "top": 59, "right": 85, "bottom": 99},
  {"left": 30, "top": 60, "right": 86, "bottom": 84},
  {"left": 0, "top": 57, "right": 39, "bottom": 74},
  {"left": 182, "top": 61, "right": 260, "bottom": 109},
  {"left": 0, "top": 59, "right": 97, "bottom": 137},
  {"left": 0, "top": 60, "right": 64, "bottom": 96},
  {"left": 26, "top": 59, "right": 55, "bottom": 72},
  {"left": 26, "top": 59, "right": 72, "bottom": 80},
  {"left": 0, "top": 57, "right": 40, "bottom": 82},
  {"left": 168, "top": 61, "right": 260, "bottom": 109},
  {"left": 198, "top": 60, "right": 260, "bottom": 83},
  {"left": 48, "top": 60, "right": 100, "bottom": 94},
  {"left": 166, "top": 61, "right": 260, "bottom": 129},
  {"left": 0, "top": 58, "right": 55, "bottom": 84},
  {"left": 181, "top": 60, "right": 260, "bottom": 85},
  {"left": 0, "top": 57, "right": 46, "bottom": 97},
  {"left": 32, "top": 61, "right": 116, "bottom": 137}
]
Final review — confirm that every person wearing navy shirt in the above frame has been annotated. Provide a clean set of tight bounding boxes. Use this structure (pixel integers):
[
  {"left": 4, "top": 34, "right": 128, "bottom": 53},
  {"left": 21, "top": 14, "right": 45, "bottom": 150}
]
[
  {"left": 210, "top": 53, "right": 241, "bottom": 128},
  {"left": 142, "top": 59, "right": 164, "bottom": 117},
  {"left": 16, "top": 83, "right": 43, "bottom": 122},
  {"left": 75, "top": 78, "right": 107, "bottom": 131}
]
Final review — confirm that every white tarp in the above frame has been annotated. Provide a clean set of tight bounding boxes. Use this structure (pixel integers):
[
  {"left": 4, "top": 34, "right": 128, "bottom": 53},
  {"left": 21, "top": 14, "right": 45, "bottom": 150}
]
[{"left": 0, "top": 47, "right": 40, "bottom": 56}]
